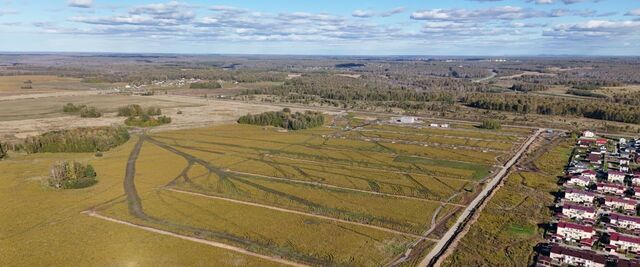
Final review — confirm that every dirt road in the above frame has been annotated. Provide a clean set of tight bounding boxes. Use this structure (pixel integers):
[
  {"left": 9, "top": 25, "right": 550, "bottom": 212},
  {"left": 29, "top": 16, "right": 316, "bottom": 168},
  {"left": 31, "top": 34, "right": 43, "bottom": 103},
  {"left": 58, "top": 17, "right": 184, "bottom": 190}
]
[{"left": 417, "top": 128, "right": 542, "bottom": 267}]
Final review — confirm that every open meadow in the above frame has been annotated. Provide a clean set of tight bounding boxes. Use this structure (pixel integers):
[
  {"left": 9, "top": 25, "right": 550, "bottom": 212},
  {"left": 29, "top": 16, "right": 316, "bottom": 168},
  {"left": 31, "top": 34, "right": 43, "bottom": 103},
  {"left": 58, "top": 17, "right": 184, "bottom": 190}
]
[{"left": 0, "top": 114, "right": 533, "bottom": 266}]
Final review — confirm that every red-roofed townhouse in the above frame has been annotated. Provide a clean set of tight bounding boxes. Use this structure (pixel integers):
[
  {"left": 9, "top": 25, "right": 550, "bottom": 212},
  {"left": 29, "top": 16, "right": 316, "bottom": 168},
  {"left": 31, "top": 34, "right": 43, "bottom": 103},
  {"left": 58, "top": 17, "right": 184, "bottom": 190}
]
[
  {"left": 557, "top": 221, "right": 596, "bottom": 242},
  {"left": 596, "top": 138, "right": 608, "bottom": 145},
  {"left": 632, "top": 173, "right": 640, "bottom": 186},
  {"left": 582, "top": 170, "right": 597, "bottom": 181},
  {"left": 605, "top": 197, "right": 638, "bottom": 211},
  {"left": 610, "top": 232, "right": 640, "bottom": 253},
  {"left": 549, "top": 245, "right": 606, "bottom": 267},
  {"left": 565, "top": 189, "right": 595, "bottom": 204},
  {"left": 562, "top": 203, "right": 596, "bottom": 220},
  {"left": 610, "top": 213, "right": 640, "bottom": 231},
  {"left": 597, "top": 183, "right": 625, "bottom": 195},
  {"left": 588, "top": 153, "right": 602, "bottom": 165}
]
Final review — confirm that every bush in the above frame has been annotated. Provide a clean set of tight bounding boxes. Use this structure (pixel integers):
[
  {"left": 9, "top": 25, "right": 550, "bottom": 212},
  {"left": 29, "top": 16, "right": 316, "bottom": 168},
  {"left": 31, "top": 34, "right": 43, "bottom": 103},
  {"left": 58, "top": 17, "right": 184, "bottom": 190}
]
[
  {"left": 48, "top": 161, "right": 97, "bottom": 189},
  {"left": 21, "top": 127, "right": 130, "bottom": 154},
  {"left": 480, "top": 119, "right": 502, "bottom": 130},
  {"left": 237, "top": 108, "right": 324, "bottom": 130},
  {"left": 190, "top": 81, "right": 222, "bottom": 89},
  {"left": 62, "top": 103, "right": 86, "bottom": 113},
  {"left": 117, "top": 104, "right": 144, "bottom": 117},
  {"left": 79, "top": 106, "right": 102, "bottom": 118},
  {"left": 0, "top": 143, "right": 6, "bottom": 159},
  {"left": 146, "top": 106, "right": 162, "bottom": 116}
]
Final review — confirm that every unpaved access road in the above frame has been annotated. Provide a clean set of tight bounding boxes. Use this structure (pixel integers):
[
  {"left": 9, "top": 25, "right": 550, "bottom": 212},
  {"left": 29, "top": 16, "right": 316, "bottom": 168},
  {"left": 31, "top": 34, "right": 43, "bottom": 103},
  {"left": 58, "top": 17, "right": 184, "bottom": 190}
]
[{"left": 417, "top": 128, "right": 542, "bottom": 267}]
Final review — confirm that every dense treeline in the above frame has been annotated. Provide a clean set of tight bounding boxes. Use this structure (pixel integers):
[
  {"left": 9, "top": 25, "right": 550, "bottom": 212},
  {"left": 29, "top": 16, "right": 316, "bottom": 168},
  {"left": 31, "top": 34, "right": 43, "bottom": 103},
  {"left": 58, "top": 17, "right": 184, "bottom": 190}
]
[
  {"left": 463, "top": 93, "right": 640, "bottom": 124},
  {"left": 566, "top": 89, "right": 609, "bottom": 98},
  {"left": 62, "top": 103, "right": 102, "bottom": 118},
  {"left": 18, "top": 127, "right": 130, "bottom": 154},
  {"left": 189, "top": 81, "right": 222, "bottom": 89},
  {"left": 49, "top": 161, "right": 97, "bottom": 189},
  {"left": 238, "top": 108, "right": 324, "bottom": 130}
]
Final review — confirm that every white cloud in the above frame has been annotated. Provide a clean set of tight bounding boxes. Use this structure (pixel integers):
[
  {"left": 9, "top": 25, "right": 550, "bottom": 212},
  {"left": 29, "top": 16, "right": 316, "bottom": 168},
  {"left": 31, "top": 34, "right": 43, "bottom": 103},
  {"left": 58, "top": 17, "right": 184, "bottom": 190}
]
[
  {"left": 352, "top": 7, "right": 404, "bottom": 18},
  {"left": 626, "top": 9, "right": 640, "bottom": 16},
  {"left": 411, "top": 6, "right": 552, "bottom": 21},
  {"left": 68, "top": 0, "right": 93, "bottom": 8}
]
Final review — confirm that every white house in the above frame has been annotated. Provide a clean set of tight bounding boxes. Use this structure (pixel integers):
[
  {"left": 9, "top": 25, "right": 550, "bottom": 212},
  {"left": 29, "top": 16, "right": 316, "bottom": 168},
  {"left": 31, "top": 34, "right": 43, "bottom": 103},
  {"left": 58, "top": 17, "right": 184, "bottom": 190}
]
[
  {"left": 631, "top": 175, "right": 640, "bottom": 186},
  {"left": 608, "top": 170, "right": 626, "bottom": 183},
  {"left": 565, "top": 189, "right": 595, "bottom": 204},
  {"left": 609, "top": 213, "right": 640, "bottom": 230},
  {"left": 610, "top": 232, "right": 640, "bottom": 253},
  {"left": 392, "top": 116, "right": 418, "bottom": 124},
  {"left": 549, "top": 245, "right": 605, "bottom": 267},
  {"left": 556, "top": 221, "right": 596, "bottom": 242},
  {"left": 562, "top": 203, "right": 596, "bottom": 220},
  {"left": 582, "top": 131, "right": 596, "bottom": 138}
]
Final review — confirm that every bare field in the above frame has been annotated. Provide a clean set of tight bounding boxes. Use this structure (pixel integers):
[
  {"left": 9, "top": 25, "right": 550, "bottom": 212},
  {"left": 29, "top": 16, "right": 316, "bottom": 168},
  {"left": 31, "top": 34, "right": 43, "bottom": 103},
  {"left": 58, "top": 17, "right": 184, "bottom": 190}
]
[{"left": 0, "top": 75, "right": 121, "bottom": 97}]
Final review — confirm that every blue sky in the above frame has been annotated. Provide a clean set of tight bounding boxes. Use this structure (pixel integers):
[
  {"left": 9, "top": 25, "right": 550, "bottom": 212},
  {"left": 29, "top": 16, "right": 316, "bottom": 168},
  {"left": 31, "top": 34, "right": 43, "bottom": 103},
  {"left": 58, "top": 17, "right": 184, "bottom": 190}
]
[{"left": 0, "top": 0, "right": 639, "bottom": 55}]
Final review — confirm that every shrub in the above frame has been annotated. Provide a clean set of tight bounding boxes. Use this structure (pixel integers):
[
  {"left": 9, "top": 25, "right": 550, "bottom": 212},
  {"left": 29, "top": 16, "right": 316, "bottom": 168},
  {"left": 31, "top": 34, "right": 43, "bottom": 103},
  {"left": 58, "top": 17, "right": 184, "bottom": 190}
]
[
  {"left": 62, "top": 103, "right": 86, "bottom": 113},
  {"left": 48, "top": 161, "right": 97, "bottom": 189},
  {"left": 79, "top": 106, "right": 102, "bottom": 118},
  {"left": 480, "top": 119, "right": 502, "bottom": 130},
  {"left": 21, "top": 127, "right": 130, "bottom": 154}
]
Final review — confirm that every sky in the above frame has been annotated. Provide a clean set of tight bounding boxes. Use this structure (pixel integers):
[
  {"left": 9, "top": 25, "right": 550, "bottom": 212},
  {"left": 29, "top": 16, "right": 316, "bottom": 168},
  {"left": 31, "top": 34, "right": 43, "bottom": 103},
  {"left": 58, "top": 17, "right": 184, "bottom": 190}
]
[{"left": 0, "top": 0, "right": 639, "bottom": 55}]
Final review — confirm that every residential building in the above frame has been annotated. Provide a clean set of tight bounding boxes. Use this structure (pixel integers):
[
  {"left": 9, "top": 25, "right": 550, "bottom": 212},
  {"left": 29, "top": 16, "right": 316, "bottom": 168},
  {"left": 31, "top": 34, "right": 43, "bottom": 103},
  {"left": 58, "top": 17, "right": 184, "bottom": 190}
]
[
  {"left": 549, "top": 245, "right": 606, "bottom": 267},
  {"left": 556, "top": 221, "right": 596, "bottom": 242},
  {"left": 604, "top": 197, "right": 637, "bottom": 211},
  {"left": 609, "top": 232, "right": 640, "bottom": 253},
  {"left": 567, "top": 176, "right": 591, "bottom": 188},
  {"left": 562, "top": 203, "right": 596, "bottom": 220},
  {"left": 608, "top": 171, "right": 627, "bottom": 184},
  {"left": 597, "top": 182, "right": 625, "bottom": 195},
  {"left": 609, "top": 213, "right": 640, "bottom": 230},
  {"left": 565, "top": 189, "right": 595, "bottom": 204}
]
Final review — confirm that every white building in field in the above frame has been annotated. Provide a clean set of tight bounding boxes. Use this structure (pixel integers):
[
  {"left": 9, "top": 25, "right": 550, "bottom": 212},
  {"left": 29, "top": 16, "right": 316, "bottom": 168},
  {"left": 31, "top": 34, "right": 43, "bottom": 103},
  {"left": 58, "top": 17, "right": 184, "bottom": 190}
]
[
  {"left": 565, "top": 189, "right": 595, "bottom": 204},
  {"left": 549, "top": 245, "right": 606, "bottom": 267},
  {"left": 582, "top": 130, "right": 596, "bottom": 138},
  {"left": 392, "top": 116, "right": 418, "bottom": 124}
]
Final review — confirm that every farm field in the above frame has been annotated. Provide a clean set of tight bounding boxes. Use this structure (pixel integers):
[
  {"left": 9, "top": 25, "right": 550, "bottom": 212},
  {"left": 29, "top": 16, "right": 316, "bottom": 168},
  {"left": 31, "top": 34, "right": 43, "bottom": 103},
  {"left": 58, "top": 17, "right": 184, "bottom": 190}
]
[
  {"left": 0, "top": 94, "right": 196, "bottom": 121},
  {"left": 1, "top": 117, "right": 531, "bottom": 266},
  {"left": 0, "top": 75, "right": 121, "bottom": 97},
  {"left": 441, "top": 137, "right": 573, "bottom": 266}
]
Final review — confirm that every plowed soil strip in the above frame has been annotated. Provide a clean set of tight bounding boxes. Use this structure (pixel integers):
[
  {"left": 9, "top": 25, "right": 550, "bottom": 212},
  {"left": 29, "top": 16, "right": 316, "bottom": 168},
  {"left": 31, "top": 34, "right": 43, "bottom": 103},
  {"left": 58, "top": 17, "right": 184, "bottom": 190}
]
[
  {"left": 82, "top": 210, "right": 309, "bottom": 267},
  {"left": 166, "top": 188, "right": 430, "bottom": 240}
]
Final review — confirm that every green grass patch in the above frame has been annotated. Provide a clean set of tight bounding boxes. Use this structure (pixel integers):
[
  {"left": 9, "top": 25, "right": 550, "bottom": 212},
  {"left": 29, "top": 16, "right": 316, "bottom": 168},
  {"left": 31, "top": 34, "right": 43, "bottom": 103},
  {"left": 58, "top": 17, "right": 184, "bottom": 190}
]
[{"left": 394, "top": 155, "right": 491, "bottom": 180}]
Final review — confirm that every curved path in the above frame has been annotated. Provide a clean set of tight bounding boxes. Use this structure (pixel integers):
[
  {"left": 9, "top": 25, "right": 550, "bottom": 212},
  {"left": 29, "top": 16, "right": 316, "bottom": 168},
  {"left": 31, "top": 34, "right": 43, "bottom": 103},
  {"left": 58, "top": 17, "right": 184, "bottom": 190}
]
[{"left": 417, "top": 129, "right": 542, "bottom": 267}]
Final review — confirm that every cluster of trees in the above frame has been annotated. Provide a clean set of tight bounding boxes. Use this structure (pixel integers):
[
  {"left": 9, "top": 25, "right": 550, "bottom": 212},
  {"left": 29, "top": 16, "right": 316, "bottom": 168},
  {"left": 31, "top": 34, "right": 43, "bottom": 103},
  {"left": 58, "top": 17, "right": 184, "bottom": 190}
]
[
  {"left": 509, "top": 83, "right": 549, "bottom": 92},
  {"left": 613, "top": 92, "right": 640, "bottom": 106},
  {"left": 125, "top": 115, "right": 172, "bottom": 127},
  {"left": 480, "top": 119, "right": 502, "bottom": 130},
  {"left": 463, "top": 93, "right": 640, "bottom": 124},
  {"left": 18, "top": 127, "right": 130, "bottom": 154},
  {"left": 189, "top": 81, "right": 222, "bottom": 89},
  {"left": 117, "top": 104, "right": 161, "bottom": 117},
  {"left": 48, "top": 161, "right": 97, "bottom": 189},
  {"left": 237, "top": 108, "right": 324, "bottom": 130},
  {"left": 62, "top": 103, "right": 102, "bottom": 118}
]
